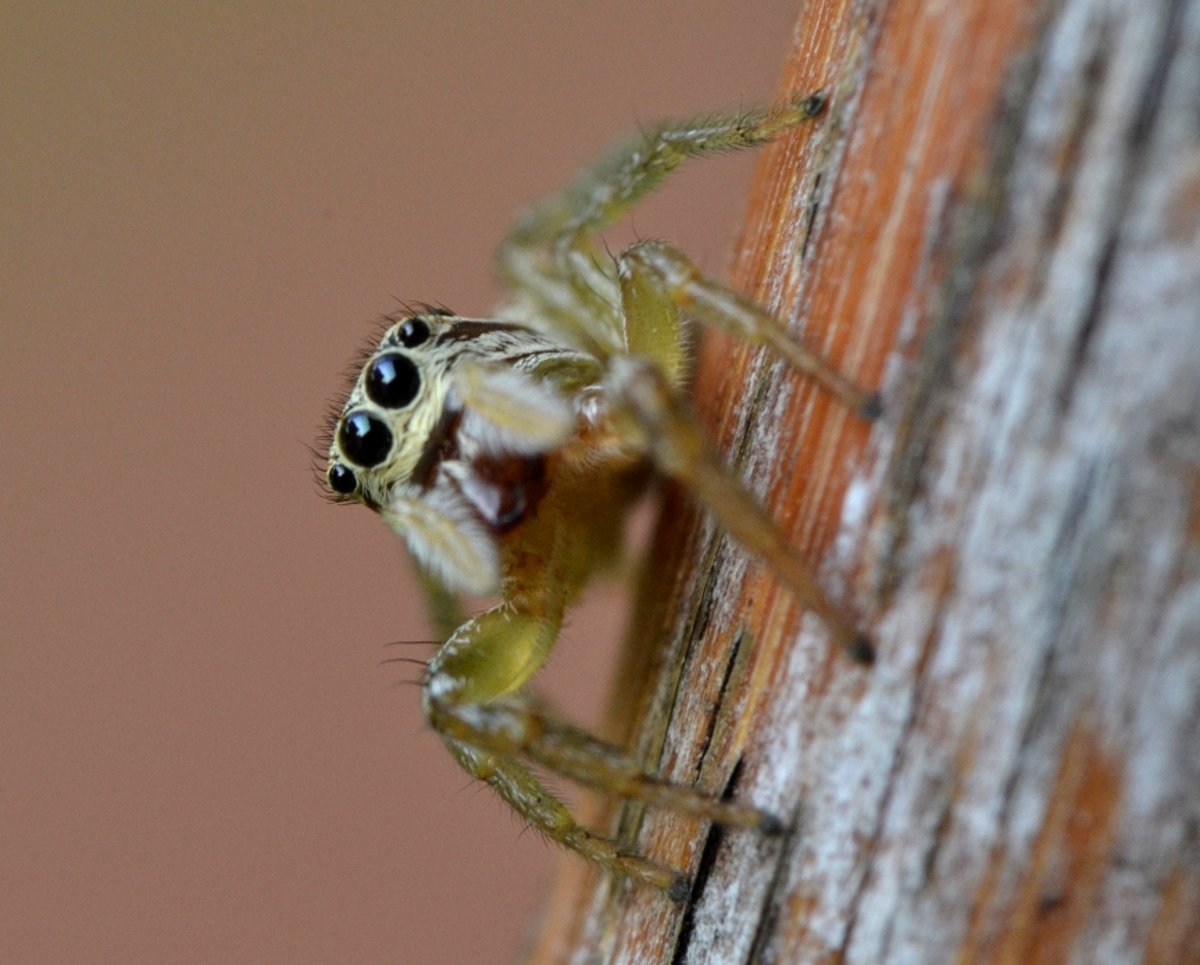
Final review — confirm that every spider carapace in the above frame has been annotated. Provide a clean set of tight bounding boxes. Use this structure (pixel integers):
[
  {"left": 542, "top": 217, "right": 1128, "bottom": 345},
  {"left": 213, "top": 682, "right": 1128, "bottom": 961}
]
[{"left": 321, "top": 91, "right": 879, "bottom": 901}]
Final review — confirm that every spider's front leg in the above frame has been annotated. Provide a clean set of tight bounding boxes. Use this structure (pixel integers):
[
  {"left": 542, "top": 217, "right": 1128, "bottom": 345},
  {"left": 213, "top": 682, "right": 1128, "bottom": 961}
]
[
  {"left": 503, "top": 92, "right": 829, "bottom": 252},
  {"left": 497, "top": 93, "right": 830, "bottom": 353},
  {"left": 609, "top": 240, "right": 879, "bottom": 662},
  {"left": 422, "top": 598, "right": 780, "bottom": 901}
]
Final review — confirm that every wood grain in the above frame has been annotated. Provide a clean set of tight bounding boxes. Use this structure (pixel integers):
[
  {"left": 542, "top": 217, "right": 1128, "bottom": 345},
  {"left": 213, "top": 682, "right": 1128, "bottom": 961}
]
[{"left": 525, "top": 0, "right": 1200, "bottom": 960}]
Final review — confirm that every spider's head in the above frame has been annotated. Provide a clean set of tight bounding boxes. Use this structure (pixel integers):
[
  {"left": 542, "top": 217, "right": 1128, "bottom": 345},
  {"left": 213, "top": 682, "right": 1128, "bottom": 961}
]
[{"left": 323, "top": 309, "right": 460, "bottom": 510}]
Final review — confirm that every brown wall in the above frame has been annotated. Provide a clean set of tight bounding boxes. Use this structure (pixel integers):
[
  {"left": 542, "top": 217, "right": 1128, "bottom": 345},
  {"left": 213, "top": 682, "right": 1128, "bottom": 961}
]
[{"left": 3, "top": 3, "right": 797, "bottom": 962}]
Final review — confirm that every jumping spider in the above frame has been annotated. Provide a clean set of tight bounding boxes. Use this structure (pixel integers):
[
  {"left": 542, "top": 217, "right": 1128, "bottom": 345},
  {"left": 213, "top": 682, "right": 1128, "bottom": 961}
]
[{"left": 321, "top": 91, "right": 879, "bottom": 900}]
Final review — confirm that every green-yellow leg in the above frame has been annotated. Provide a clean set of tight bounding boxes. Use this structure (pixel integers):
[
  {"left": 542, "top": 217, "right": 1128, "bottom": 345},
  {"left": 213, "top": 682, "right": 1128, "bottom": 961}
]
[
  {"left": 443, "top": 738, "right": 690, "bottom": 900},
  {"left": 610, "top": 242, "right": 878, "bottom": 663},
  {"left": 501, "top": 92, "right": 829, "bottom": 252},
  {"left": 423, "top": 602, "right": 561, "bottom": 708},
  {"left": 423, "top": 602, "right": 780, "bottom": 898},
  {"left": 422, "top": 601, "right": 675, "bottom": 889},
  {"left": 620, "top": 240, "right": 881, "bottom": 418},
  {"left": 497, "top": 92, "right": 830, "bottom": 356},
  {"left": 608, "top": 357, "right": 874, "bottom": 663},
  {"left": 423, "top": 604, "right": 680, "bottom": 892},
  {"left": 429, "top": 697, "right": 781, "bottom": 831}
]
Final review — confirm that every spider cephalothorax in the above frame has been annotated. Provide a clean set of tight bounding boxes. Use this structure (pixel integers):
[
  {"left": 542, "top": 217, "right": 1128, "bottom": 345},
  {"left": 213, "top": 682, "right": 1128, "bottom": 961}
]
[
  {"left": 327, "top": 310, "right": 607, "bottom": 594},
  {"left": 322, "top": 91, "right": 879, "bottom": 899}
]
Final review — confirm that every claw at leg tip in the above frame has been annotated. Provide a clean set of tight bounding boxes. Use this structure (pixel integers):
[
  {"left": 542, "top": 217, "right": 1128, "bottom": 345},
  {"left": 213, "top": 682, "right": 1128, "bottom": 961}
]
[
  {"left": 860, "top": 391, "right": 885, "bottom": 422},
  {"left": 850, "top": 634, "right": 877, "bottom": 666},
  {"left": 801, "top": 90, "right": 828, "bottom": 117}
]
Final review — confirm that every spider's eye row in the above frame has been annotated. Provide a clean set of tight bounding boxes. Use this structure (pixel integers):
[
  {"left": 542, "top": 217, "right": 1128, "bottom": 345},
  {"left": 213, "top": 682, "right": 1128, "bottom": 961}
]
[
  {"left": 397, "top": 317, "right": 431, "bottom": 348},
  {"left": 366, "top": 352, "right": 421, "bottom": 409},
  {"left": 327, "top": 462, "right": 358, "bottom": 494},
  {"left": 338, "top": 410, "right": 393, "bottom": 467}
]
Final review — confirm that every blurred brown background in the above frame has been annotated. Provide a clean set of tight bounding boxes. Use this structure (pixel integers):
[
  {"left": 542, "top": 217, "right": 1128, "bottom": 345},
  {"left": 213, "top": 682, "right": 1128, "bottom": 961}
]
[{"left": 3, "top": 3, "right": 798, "bottom": 962}]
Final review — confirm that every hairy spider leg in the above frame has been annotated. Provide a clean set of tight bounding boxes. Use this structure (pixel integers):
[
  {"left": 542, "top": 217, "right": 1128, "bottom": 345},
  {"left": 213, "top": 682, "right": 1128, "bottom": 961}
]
[
  {"left": 497, "top": 93, "right": 829, "bottom": 355},
  {"left": 444, "top": 742, "right": 688, "bottom": 900},
  {"left": 609, "top": 240, "right": 877, "bottom": 662},
  {"left": 620, "top": 241, "right": 881, "bottom": 419},
  {"left": 428, "top": 694, "right": 782, "bottom": 899},
  {"left": 430, "top": 697, "right": 778, "bottom": 830},
  {"left": 498, "top": 89, "right": 881, "bottom": 649},
  {"left": 607, "top": 357, "right": 873, "bottom": 663},
  {"left": 504, "top": 93, "right": 828, "bottom": 250}
]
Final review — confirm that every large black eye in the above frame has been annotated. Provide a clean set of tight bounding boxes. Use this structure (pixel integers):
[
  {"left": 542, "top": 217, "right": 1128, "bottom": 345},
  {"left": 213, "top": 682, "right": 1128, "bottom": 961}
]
[
  {"left": 327, "top": 462, "right": 357, "bottom": 494},
  {"left": 397, "top": 318, "right": 430, "bottom": 347},
  {"left": 338, "top": 411, "right": 393, "bottom": 467},
  {"left": 366, "top": 352, "right": 421, "bottom": 409}
]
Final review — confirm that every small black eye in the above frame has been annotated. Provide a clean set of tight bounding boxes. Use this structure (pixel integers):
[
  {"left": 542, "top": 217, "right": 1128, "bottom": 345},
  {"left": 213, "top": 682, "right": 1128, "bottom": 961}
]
[
  {"left": 366, "top": 352, "right": 421, "bottom": 409},
  {"left": 397, "top": 318, "right": 430, "bottom": 347},
  {"left": 327, "top": 463, "right": 358, "bottom": 494},
  {"left": 338, "top": 411, "right": 393, "bottom": 467}
]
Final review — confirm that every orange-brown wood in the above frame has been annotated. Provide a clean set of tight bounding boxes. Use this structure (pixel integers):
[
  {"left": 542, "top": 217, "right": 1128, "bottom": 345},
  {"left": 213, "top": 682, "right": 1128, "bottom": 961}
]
[{"left": 524, "top": 0, "right": 1200, "bottom": 960}]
